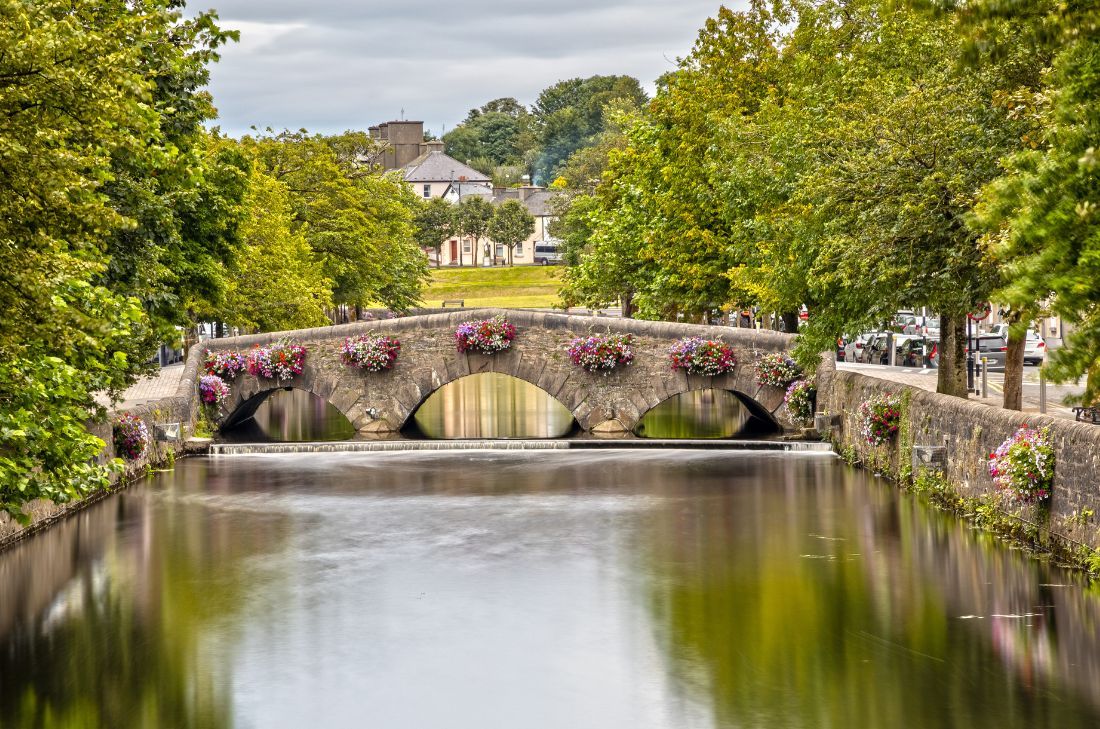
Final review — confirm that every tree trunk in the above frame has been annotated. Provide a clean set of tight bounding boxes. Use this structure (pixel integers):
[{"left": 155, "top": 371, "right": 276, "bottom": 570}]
[
  {"left": 781, "top": 311, "right": 799, "bottom": 333},
  {"left": 621, "top": 291, "right": 635, "bottom": 319},
  {"left": 354, "top": 304, "right": 363, "bottom": 321},
  {"left": 937, "top": 313, "right": 968, "bottom": 397},
  {"left": 215, "top": 321, "right": 224, "bottom": 338},
  {"left": 508, "top": 246, "right": 514, "bottom": 266},
  {"left": 1002, "top": 312, "right": 1025, "bottom": 410}
]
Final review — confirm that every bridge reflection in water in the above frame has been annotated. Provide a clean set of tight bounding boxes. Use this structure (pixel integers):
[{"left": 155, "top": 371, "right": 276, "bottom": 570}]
[
  {"left": 228, "top": 375, "right": 769, "bottom": 441},
  {"left": 411, "top": 373, "right": 575, "bottom": 439}
]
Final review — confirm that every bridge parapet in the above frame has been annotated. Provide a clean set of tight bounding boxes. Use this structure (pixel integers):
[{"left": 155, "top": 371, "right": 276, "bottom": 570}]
[{"left": 194, "top": 309, "right": 799, "bottom": 435}]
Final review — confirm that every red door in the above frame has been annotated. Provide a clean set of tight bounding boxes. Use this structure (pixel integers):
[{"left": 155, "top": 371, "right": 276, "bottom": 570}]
[{"left": 449, "top": 239, "right": 458, "bottom": 264}]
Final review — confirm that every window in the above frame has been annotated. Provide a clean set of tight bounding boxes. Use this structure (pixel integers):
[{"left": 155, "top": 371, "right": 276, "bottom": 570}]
[
  {"left": 462, "top": 240, "right": 471, "bottom": 253},
  {"left": 422, "top": 184, "right": 431, "bottom": 198},
  {"left": 515, "top": 242, "right": 524, "bottom": 256}
]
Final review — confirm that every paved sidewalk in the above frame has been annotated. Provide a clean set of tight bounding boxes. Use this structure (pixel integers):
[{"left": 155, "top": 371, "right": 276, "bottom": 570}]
[
  {"left": 102, "top": 363, "right": 186, "bottom": 411},
  {"left": 836, "top": 362, "right": 1082, "bottom": 422}
]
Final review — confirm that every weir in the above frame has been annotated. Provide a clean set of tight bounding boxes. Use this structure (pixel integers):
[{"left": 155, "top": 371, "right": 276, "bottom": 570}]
[{"left": 207, "top": 439, "right": 834, "bottom": 455}]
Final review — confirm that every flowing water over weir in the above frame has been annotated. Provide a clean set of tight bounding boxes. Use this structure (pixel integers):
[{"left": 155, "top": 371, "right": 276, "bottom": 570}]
[{"left": 207, "top": 440, "right": 832, "bottom": 455}]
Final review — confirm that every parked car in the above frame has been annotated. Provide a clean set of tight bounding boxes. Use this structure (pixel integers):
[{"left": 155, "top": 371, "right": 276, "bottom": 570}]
[
  {"left": 898, "top": 335, "right": 937, "bottom": 368},
  {"left": 921, "top": 317, "right": 940, "bottom": 338},
  {"left": 1024, "top": 331, "right": 1046, "bottom": 365},
  {"left": 865, "top": 333, "right": 935, "bottom": 366},
  {"left": 844, "top": 332, "right": 881, "bottom": 362},
  {"left": 976, "top": 333, "right": 1008, "bottom": 369}
]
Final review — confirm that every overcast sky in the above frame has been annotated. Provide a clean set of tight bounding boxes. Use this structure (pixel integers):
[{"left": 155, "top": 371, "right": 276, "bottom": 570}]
[{"left": 193, "top": 1, "right": 734, "bottom": 137}]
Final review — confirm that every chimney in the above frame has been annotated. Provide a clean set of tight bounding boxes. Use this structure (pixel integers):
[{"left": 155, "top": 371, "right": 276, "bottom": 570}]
[{"left": 518, "top": 185, "right": 542, "bottom": 201}]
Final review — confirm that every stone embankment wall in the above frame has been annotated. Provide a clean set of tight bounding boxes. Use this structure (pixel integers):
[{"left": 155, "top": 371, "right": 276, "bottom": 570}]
[
  {"left": 202, "top": 308, "right": 798, "bottom": 435},
  {"left": 818, "top": 359, "right": 1100, "bottom": 553},
  {"left": 0, "top": 351, "right": 205, "bottom": 548}
]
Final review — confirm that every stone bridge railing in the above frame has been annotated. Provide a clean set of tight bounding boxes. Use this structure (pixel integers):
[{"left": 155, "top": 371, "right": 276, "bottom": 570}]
[{"left": 194, "top": 309, "right": 799, "bottom": 435}]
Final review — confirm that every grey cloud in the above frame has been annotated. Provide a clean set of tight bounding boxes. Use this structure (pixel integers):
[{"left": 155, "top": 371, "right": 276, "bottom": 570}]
[{"left": 193, "top": 0, "right": 740, "bottom": 136}]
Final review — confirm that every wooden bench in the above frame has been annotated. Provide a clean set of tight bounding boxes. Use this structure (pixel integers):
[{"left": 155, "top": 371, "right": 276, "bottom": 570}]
[
  {"left": 441, "top": 299, "right": 465, "bottom": 308},
  {"left": 1072, "top": 406, "right": 1100, "bottom": 424}
]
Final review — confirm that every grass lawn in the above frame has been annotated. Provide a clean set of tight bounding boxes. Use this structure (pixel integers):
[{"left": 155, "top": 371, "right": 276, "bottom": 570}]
[{"left": 420, "top": 265, "right": 564, "bottom": 309}]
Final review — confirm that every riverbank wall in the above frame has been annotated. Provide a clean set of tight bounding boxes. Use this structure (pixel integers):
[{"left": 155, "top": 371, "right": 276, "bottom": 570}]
[
  {"left": 817, "top": 358, "right": 1100, "bottom": 559},
  {"left": 0, "top": 351, "right": 205, "bottom": 549}
]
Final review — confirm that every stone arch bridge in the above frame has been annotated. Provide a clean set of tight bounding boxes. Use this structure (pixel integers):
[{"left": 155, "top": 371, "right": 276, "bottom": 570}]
[{"left": 193, "top": 309, "right": 800, "bottom": 435}]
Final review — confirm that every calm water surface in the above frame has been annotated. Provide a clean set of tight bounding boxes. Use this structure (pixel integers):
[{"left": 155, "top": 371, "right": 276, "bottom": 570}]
[{"left": 2, "top": 451, "right": 1099, "bottom": 728}]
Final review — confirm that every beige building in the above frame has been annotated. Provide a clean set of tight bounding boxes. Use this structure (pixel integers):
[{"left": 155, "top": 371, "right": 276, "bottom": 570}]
[{"left": 368, "top": 119, "right": 562, "bottom": 267}]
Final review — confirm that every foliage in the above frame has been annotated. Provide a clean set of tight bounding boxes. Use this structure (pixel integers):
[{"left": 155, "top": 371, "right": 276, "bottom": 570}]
[
  {"left": 0, "top": 0, "right": 224, "bottom": 515},
  {"left": 988, "top": 426, "right": 1055, "bottom": 504},
  {"left": 341, "top": 334, "right": 402, "bottom": 372},
  {"left": 454, "top": 316, "right": 517, "bottom": 355},
  {"left": 566, "top": 334, "right": 634, "bottom": 373},
  {"left": 784, "top": 379, "right": 816, "bottom": 426},
  {"left": 532, "top": 75, "right": 648, "bottom": 184},
  {"left": 239, "top": 129, "right": 428, "bottom": 312},
  {"left": 859, "top": 393, "right": 902, "bottom": 446},
  {"left": 222, "top": 169, "right": 332, "bottom": 332},
  {"left": 203, "top": 350, "right": 248, "bottom": 379},
  {"left": 668, "top": 338, "right": 737, "bottom": 376},
  {"left": 113, "top": 413, "right": 149, "bottom": 461},
  {"left": 968, "top": 2, "right": 1100, "bottom": 404},
  {"left": 488, "top": 199, "right": 536, "bottom": 266},
  {"left": 755, "top": 353, "right": 803, "bottom": 388},
  {"left": 199, "top": 374, "right": 230, "bottom": 406},
  {"left": 246, "top": 341, "right": 307, "bottom": 381}
]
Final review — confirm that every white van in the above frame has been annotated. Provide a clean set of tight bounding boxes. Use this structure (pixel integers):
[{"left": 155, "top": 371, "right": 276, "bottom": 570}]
[{"left": 534, "top": 242, "right": 563, "bottom": 265}]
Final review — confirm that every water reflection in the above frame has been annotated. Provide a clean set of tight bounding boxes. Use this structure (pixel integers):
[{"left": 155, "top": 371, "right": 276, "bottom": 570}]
[
  {"left": 635, "top": 389, "right": 750, "bottom": 438},
  {"left": 1, "top": 453, "right": 1099, "bottom": 727},
  {"left": 412, "top": 372, "right": 574, "bottom": 439},
  {"left": 235, "top": 388, "right": 355, "bottom": 442}
]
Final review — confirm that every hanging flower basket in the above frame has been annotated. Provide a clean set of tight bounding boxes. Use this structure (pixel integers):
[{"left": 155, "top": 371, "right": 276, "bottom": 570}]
[
  {"left": 113, "top": 413, "right": 149, "bottom": 461},
  {"left": 784, "top": 379, "right": 816, "bottom": 426},
  {"left": 668, "top": 337, "right": 736, "bottom": 376},
  {"left": 858, "top": 393, "right": 901, "bottom": 446},
  {"left": 342, "top": 333, "right": 402, "bottom": 372},
  {"left": 455, "top": 316, "right": 516, "bottom": 355},
  {"left": 989, "top": 426, "right": 1055, "bottom": 504},
  {"left": 567, "top": 333, "right": 634, "bottom": 373},
  {"left": 754, "top": 352, "right": 803, "bottom": 388},
  {"left": 246, "top": 340, "right": 307, "bottom": 380},
  {"left": 203, "top": 350, "right": 248, "bottom": 379},
  {"left": 199, "top": 374, "right": 230, "bottom": 406}
]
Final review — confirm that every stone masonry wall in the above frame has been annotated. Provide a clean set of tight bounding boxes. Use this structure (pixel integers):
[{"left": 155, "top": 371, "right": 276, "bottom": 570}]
[{"left": 820, "top": 357, "right": 1100, "bottom": 551}]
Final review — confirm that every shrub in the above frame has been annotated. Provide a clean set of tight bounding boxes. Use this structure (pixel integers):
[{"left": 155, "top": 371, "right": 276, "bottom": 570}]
[
  {"left": 858, "top": 393, "right": 901, "bottom": 446},
  {"left": 989, "top": 426, "right": 1055, "bottom": 504},
  {"left": 341, "top": 333, "right": 402, "bottom": 372},
  {"left": 566, "top": 333, "right": 634, "bottom": 373},
  {"left": 668, "top": 337, "right": 737, "bottom": 376},
  {"left": 784, "top": 379, "right": 816, "bottom": 426},
  {"left": 455, "top": 315, "right": 516, "bottom": 354},
  {"left": 203, "top": 350, "right": 247, "bottom": 379},
  {"left": 754, "top": 352, "right": 802, "bottom": 388},
  {"left": 113, "top": 413, "right": 149, "bottom": 461},
  {"left": 199, "top": 374, "right": 230, "bottom": 406},
  {"left": 246, "top": 340, "right": 306, "bottom": 380}
]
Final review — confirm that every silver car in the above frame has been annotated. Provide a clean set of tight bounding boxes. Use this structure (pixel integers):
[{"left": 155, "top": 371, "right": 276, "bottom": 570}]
[{"left": 976, "top": 334, "right": 1007, "bottom": 369}]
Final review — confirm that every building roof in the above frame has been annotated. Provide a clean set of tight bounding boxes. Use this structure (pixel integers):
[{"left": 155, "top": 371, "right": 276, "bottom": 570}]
[
  {"left": 521, "top": 190, "right": 562, "bottom": 217},
  {"left": 402, "top": 150, "right": 491, "bottom": 184}
]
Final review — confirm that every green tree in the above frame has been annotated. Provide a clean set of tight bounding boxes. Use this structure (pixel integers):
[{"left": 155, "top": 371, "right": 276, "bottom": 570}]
[
  {"left": 489, "top": 200, "right": 536, "bottom": 266},
  {"left": 241, "top": 130, "right": 428, "bottom": 313},
  {"left": 967, "top": 1, "right": 1100, "bottom": 404},
  {"left": 223, "top": 170, "right": 332, "bottom": 332},
  {"left": 532, "top": 75, "right": 648, "bottom": 184},
  {"left": 455, "top": 196, "right": 495, "bottom": 266},
  {"left": 414, "top": 197, "right": 457, "bottom": 268},
  {"left": 0, "top": 0, "right": 219, "bottom": 515}
]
